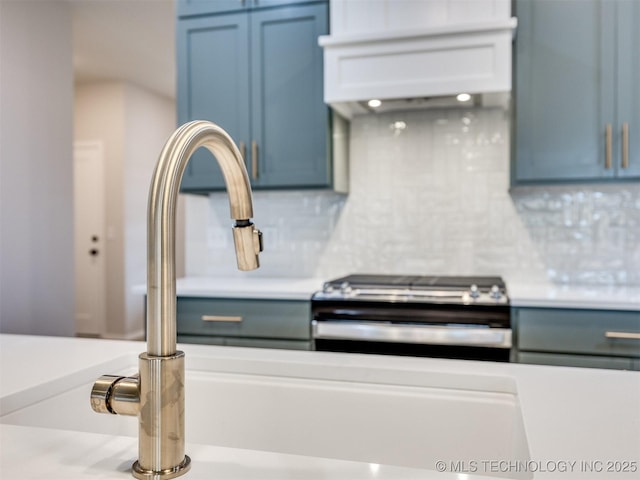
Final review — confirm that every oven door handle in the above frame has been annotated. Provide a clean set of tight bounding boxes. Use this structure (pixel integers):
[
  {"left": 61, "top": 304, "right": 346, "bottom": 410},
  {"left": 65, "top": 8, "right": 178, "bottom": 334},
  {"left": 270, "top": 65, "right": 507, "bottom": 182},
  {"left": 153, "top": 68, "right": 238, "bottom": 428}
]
[{"left": 312, "top": 321, "right": 512, "bottom": 348}]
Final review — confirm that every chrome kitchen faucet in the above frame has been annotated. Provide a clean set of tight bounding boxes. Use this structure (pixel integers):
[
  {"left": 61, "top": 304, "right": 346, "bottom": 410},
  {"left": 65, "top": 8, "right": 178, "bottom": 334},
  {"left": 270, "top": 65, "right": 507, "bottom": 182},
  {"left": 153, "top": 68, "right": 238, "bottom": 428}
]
[{"left": 89, "top": 121, "right": 263, "bottom": 479}]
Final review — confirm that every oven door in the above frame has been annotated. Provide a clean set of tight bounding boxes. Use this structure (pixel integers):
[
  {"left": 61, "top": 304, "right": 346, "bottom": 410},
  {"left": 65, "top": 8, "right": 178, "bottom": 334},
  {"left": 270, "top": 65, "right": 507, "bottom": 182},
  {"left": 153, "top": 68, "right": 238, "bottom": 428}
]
[
  {"left": 312, "top": 320, "right": 512, "bottom": 348},
  {"left": 311, "top": 299, "right": 512, "bottom": 361}
]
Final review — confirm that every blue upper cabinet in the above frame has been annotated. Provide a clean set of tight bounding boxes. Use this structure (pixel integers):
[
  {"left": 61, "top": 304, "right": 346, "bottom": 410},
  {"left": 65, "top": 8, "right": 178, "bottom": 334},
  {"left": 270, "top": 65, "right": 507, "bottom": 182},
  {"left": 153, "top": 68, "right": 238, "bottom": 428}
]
[
  {"left": 177, "top": 0, "right": 321, "bottom": 17},
  {"left": 178, "top": 0, "right": 250, "bottom": 17},
  {"left": 513, "top": 0, "right": 640, "bottom": 184},
  {"left": 250, "top": 6, "right": 328, "bottom": 187},
  {"left": 616, "top": 0, "right": 640, "bottom": 178},
  {"left": 177, "top": 14, "right": 250, "bottom": 190},
  {"left": 177, "top": 1, "right": 330, "bottom": 192}
]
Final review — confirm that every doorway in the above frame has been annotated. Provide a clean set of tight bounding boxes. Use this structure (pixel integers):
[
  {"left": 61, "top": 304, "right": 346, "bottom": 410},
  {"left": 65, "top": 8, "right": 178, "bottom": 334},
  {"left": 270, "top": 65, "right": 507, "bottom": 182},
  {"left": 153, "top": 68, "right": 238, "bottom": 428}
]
[{"left": 73, "top": 141, "right": 106, "bottom": 336}]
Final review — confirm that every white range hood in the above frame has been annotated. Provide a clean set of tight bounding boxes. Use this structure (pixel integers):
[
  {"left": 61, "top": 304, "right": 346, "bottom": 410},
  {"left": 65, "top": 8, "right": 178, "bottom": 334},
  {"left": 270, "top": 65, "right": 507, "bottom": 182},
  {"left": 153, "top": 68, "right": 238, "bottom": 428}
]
[{"left": 319, "top": 0, "right": 517, "bottom": 119}]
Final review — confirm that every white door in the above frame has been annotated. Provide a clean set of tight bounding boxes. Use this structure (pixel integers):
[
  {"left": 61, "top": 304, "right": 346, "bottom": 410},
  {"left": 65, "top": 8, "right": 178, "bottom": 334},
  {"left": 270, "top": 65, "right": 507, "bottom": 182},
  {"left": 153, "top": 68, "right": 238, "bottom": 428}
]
[{"left": 74, "top": 141, "right": 106, "bottom": 336}]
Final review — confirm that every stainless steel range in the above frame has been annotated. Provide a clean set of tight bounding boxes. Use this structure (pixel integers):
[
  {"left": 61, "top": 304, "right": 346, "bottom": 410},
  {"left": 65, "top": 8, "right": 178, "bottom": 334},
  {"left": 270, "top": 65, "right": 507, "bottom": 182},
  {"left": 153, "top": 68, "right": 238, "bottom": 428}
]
[{"left": 311, "top": 274, "right": 512, "bottom": 362}]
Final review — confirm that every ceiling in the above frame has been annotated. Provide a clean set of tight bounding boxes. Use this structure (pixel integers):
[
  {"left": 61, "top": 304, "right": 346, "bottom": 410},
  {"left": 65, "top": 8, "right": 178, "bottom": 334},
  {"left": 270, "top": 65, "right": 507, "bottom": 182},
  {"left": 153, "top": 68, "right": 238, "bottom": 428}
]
[{"left": 71, "top": 0, "right": 176, "bottom": 99}]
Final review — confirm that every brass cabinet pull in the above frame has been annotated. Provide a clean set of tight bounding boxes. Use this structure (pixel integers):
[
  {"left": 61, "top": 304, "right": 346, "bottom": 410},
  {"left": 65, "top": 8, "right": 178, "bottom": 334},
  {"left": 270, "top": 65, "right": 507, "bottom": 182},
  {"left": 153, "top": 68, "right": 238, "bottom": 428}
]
[
  {"left": 605, "top": 124, "right": 612, "bottom": 169},
  {"left": 621, "top": 122, "right": 629, "bottom": 169},
  {"left": 239, "top": 141, "right": 246, "bottom": 161},
  {"left": 201, "top": 315, "right": 243, "bottom": 323},
  {"left": 605, "top": 331, "right": 640, "bottom": 341},
  {"left": 251, "top": 141, "right": 258, "bottom": 180}
]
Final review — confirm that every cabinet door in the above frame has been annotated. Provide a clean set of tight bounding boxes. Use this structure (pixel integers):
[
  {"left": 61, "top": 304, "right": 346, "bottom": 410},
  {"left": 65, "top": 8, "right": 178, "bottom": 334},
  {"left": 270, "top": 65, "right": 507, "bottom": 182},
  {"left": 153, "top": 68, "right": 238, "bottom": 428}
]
[
  {"left": 616, "top": 0, "right": 640, "bottom": 178},
  {"left": 177, "top": 14, "right": 251, "bottom": 192},
  {"left": 514, "top": 0, "right": 615, "bottom": 183},
  {"left": 250, "top": 4, "right": 330, "bottom": 188}
]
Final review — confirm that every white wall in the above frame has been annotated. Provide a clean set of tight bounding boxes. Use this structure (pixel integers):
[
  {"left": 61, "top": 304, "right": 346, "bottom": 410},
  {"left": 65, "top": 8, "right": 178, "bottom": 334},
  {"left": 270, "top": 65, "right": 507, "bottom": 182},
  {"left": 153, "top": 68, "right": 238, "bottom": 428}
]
[
  {"left": 74, "top": 82, "right": 175, "bottom": 338},
  {"left": 123, "top": 84, "right": 176, "bottom": 335},
  {"left": 0, "top": 0, "right": 75, "bottom": 335}
]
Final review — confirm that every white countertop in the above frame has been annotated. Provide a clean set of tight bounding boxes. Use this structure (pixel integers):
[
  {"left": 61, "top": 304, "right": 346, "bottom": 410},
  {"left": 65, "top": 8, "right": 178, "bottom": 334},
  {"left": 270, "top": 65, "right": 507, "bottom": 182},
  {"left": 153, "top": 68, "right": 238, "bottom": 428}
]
[
  {"left": 1, "top": 334, "right": 639, "bottom": 479},
  {"left": 149, "top": 276, "right": 640, "bottom": 311},
  {"left": 507, "top": 282, "right": 640, "bottom": 311},
  {"left": 135, "top": 277, "right": 325, "bottom": 301}
]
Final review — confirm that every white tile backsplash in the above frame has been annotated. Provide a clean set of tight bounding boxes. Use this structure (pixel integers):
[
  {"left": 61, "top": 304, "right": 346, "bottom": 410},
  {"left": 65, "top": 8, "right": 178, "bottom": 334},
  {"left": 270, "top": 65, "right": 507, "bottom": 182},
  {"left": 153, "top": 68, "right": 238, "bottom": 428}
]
[
  {"left": 512, "top": 184, "right": 640, "bottom": 285},
  {"left": 185, "top": 107, "right": 640, "bottom": 286},
  {"left": 184, "top": 190, "right": 346, "bottom": 279}
]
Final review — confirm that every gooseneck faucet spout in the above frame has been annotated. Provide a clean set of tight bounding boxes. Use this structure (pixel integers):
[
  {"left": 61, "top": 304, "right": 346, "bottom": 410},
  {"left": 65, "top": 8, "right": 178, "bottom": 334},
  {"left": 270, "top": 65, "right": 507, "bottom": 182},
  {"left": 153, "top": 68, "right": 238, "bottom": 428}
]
[
  {"left": 90, "top": 121, "right": 262, "bottom": 479},
  {"left": 147, "top": 120, "right": 262, "bottom": 357}
]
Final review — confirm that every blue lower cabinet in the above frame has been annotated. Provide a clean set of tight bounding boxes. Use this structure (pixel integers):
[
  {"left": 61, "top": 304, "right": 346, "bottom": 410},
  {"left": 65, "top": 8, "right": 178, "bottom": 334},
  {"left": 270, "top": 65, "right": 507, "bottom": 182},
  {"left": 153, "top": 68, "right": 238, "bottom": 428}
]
[
  {"left": 223, "top": 337, "right": 311, "bottom": 350},
  {"left": 177, "top": 2, "right": 330, "bottom": 192},
  {"left": 177, "top": 335, "right": 225, "bottom": 346},
  {"left": 176, "top": 297, "right": 312, "bottom": 350},
  {"left": 517, "top": 352, "right": 636, "bottom": 371},
  {"left": 177, "top": 335, "right": 311, "bottom": 350},
  {"left": 513, "top": 307, "right": 640, "bottom": 370}
]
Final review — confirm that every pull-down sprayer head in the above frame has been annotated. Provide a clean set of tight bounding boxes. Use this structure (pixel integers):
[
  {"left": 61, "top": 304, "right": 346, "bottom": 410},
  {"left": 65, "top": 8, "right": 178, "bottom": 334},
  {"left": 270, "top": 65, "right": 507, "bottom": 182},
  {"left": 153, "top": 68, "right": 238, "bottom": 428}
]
[{"left": 233, "top": 219, "right": 263, "bottom": 271}]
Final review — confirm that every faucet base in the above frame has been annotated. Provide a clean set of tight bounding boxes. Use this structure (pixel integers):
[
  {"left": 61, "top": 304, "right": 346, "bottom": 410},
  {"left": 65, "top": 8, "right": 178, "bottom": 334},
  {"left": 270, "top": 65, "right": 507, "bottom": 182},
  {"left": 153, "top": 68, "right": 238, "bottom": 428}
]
[
  {"left": 136, "top": 352, "right": 188, "bottom": 479},
  {"left": 132, "top": 455, "right": 191, "bottom": 480}
]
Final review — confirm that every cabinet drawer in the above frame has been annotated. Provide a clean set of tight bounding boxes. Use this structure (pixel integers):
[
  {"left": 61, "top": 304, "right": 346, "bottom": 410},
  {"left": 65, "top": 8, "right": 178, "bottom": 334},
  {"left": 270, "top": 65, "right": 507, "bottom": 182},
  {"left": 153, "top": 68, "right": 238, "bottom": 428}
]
[
  {"left": 517, "top": 352, "right": 635, "bottom": 371},
  {"left": 177, "top": 297, "right": 311, "bottom": 340},
  {"left": 516, "top": 308, "right": 640, "bottom": 358}
]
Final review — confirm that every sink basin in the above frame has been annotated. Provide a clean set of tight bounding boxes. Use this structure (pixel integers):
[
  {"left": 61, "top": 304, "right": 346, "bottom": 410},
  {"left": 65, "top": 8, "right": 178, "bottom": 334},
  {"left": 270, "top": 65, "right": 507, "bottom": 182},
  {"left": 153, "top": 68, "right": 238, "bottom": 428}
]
[{"left": 0, "top": 354, "right": 531, "bottom": 479}]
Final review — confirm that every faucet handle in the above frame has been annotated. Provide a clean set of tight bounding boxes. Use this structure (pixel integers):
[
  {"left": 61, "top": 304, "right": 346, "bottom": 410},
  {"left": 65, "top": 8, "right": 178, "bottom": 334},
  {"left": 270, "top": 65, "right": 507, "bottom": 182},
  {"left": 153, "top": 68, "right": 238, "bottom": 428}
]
[
  {"left": 91, "top": 374, "right": 140, "bottom": 416},
  {"left": 91, "top": 375, "right": 122, "bottom": 414},
  {"left": 232, "top": 221, "right": 262, "bottom": 271}
]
